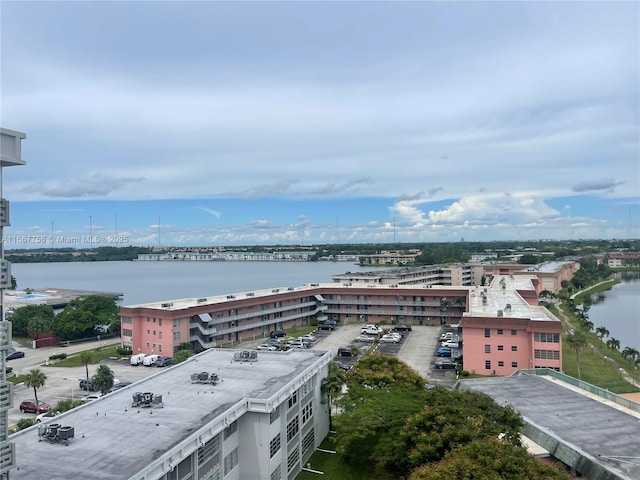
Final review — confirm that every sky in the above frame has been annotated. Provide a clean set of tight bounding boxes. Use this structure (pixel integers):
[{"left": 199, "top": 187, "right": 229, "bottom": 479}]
[{"left": 1, "top": 1, "right": 639, "bottom": 249}]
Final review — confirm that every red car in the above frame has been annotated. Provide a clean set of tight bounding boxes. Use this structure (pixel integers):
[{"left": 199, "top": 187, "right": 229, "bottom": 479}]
[{"left": 19, "top": 400, "right": 50, "bottom": 414}]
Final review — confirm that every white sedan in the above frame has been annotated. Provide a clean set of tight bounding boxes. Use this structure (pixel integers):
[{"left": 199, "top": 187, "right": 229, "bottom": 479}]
[
  {"left": 355, "top": 335, "right": 376, "bottom": 343},
  {"left": 256, "top": 343, "right": 278, "bottom": 351},
  {"left": 380, "top": 334, "right": 401, "bottom": 343}
]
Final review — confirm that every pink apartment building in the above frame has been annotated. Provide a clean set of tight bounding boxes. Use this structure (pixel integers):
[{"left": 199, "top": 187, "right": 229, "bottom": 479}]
[
  {"left": 459, "top": 275, "right": 563, "bottom": 375},
  {"left": 120, "top": 276, "right": 563, "bottom": 378}
]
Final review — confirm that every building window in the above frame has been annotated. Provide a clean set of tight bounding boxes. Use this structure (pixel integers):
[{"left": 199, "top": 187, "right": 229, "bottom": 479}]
[
  {"left": 146, "top": 342, "right": 150, "bottom": 347},
  {"left": 159, "top": 345, "right": 162, "bottom": 352},
  {"left": 223, "top": 420, "right": 237, "bottom": 439},
  {"left": 122, "top": 316, "right": 132, "bottom": 324},
  {"left": 122, "top": 328, "right": 133, "bottom": 337},
  {"left": 270, "top": 434, "right": 281, "bottom": 458},
  {"left": 270, "top": 406, "right": 280, "bottom": 423},
  {"left": 534, "top": 332, "right": 560, "bottom": 343},
  {"left": 147, "top": 329, "right": 150, "bottom": 334},
  {"left": 153, "top": 330, "right": 156, "bottom": 335},
  {"left": 287, "top": 417, "right": 299, "bottom": 442},
  {"left": 302, "top": 402, "right": 313, "bottom": 424},
  {"left": 512, "top": 362, "right": 518, "bottom": 368},
  {"left": 159, "top": 332, "right": 162, "bottom": 339},
  {"left": 271, "top": 465, "right": 282, "bottom": 480},
  {"left": 158, "top": 319, "right": 162, "bottom": 326},
  {"left": 498, "top": 361, "right": 504, "bottom": 367},
  {"left": 497, "top": 345, "right": 504, "bottom": 351},
  {"left": 287, "top": 447, "right": 300, "bottom": 473},
  {"left": 173, "top": 332, "right": 181, "bottom": 341},
  {"left": 484, "top": 344, "right": 491, "bottom": 354},
  {"left": 497, "top": 329, "right": 503, "bottom": 335},
  {"left": 484, "top": 328, "right": 491, "bottom": 338},
  {"left": 511, "top": 329, "right": 517, "bottom": 336},
  {"left": 511, "top": 346, "right": 518, "bottom": 352},
  {"left": 485, "top": 360, "right": 491, "bottom": 370},
  {"left": 288, "top": 391, "right": 298, "bottom": 409},
  {"left": 534, "top": 349, "right": 560, "bottom": 360},
  {"left": 223, "top": 448, "right": 238, "bottom": 475},
  {"left": 302, "top": 429, "right": 315, "bottom": 454},
  {"left": 173, "top": 319, "right": 180, "bottom": 327}
]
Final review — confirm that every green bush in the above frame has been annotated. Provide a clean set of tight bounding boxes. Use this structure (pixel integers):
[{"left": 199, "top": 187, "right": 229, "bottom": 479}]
[
  {"left": 460, "top": 370, "right": 470, "bottom": 377},
  {"left": 6, "top": 366, "right": 12, "bottom": 374},
  {"left": 49, "top": 353, "right": 68, "bottom": 360},
  {"left": 15, "top": 418, "right": 35, "bottom": 432},
  {"left": 116, "top": 346, "right": 133, "bottom": 356}
]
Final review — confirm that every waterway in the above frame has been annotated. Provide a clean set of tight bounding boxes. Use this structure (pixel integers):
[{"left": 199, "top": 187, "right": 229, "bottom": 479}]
[
  {"left": 9, "top": 260, "right": 373, "bottom": 306},
  {"left": 587, "top": 271, "right": 640, "bottom": 352}
]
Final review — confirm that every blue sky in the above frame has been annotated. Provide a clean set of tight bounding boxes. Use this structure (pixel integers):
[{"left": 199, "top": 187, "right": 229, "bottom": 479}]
[{"left": 1, "top": 1, "right": 638, "bottom": 248}]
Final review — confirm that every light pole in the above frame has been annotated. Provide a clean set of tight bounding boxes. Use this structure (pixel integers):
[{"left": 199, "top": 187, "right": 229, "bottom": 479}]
[{"left": 604, "top": 355, "right": 607, "bottom": 366}]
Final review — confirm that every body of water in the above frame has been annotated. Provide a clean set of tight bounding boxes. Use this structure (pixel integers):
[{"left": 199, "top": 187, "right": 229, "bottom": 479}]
[
  {"left": 587, "top": 272, "right": 640, "bottom": 352},
  {"left": 10, "top": 261, "right": 639, "bottom": 350},
  {"left": 10, "top": 260, "right": 372, "bottom": 306}
]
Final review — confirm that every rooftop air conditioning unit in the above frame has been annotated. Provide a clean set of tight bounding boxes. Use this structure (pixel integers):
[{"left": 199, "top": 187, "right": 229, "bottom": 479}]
[
  {"left": 497, "top": 310, "right": 503, "bottom": 317},
  {"left": 226, "top": 295, "right": 235, "bottom": 299},
  {"left": 246, "top": 292, "right": 255, "bottom": 297},
  {"left": 161, "top": 302, "right": 173, "bottom": 308},
  {"left": 197, "top": 298, "right": 207, "bottom": 303}
]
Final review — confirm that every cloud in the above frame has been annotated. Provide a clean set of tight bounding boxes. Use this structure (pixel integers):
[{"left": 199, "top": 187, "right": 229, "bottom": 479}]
[
  {"left": 240, "top": 179, "right": 299, "bottom": 199},
  {"left": 21, "top": 172, "right": 144, "bottom": 198},
  {"left": 310, "top": 176, "right": 374, "bottom": 195},
  {"left": 198, "top": 207, "right": 221, "bottom": 219},
  {"left": 572, "top": 179, "right": 624, "bottom": 193}
]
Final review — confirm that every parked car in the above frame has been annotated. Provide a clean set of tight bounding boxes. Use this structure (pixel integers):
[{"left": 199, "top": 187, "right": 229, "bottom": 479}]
[
  {"left": 288, "top": 339, "right": 308, "bottom": 349},
  {"left": 36, "top": 410, "right": 61, "bottom": 423},
  {"left": 441, "top": 341, "right": 460, "bottom": 349},
  {"left": 361, "top": 326, "right": 382, "bottom": 335},
  {"left": 155, "top": 356, "right": 173, "bottom": 367},
  {"left": 435, "top": 358, "right": 458, "bottom": 369},
  {"left": 337, "top": 347, "right": 355, "bottom": 357},
  {"left": 79, "top": 378, "right": 94, "bottom": 391},
  {"left": 318, "top": 322, "right": 336, "bottom": 331},
  {"left": 81, "top": 394, "right": 102, "bottom": 404},
  {"left": 439, "top": 332, "right": 454, "bottom": 341},
  {"left": 355, "top": 334, "right": 376, "bottom": 343},
  {"left": 334, "top": 361, "right": 351, "bottom": 371},
  {"left": 143, "top": 354, "right": 160, "bottom": 366},
  {"left": 19, "top": 399, "right": 50, "bottom": 414},
  {"left": 392, "top": 324, "right": 412, "bottom": 332},
  {"left": 107, "top": 382, "right": 131, "bottom": 394},
  {"left": 5, "top": 348, "right": 25, "bottom": 360},
  {"left": 256, "top": 343, "right": 278, "bottom": 351},
  {"left": 130, "top": 353, "right": 147, "bottom": 366},
  {"left": 436, "top": 347, "right": 453, "bottom": 357},
  {"left": 380, "top": 333, "right": 401, "bottom": 343},
  {"left": 269, "top": 330, "right": 287, "bottom": 338},
  {"left": 300, "top": 333, "right": 317, "bottom": 343}
]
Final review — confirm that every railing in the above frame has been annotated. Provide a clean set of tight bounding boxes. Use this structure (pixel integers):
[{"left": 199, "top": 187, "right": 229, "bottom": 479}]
[{"left": 513, "top": 368, "right": 640, "bottom": 414}]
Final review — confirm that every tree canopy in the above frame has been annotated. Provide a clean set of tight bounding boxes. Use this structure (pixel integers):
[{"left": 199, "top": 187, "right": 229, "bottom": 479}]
[
  {"left": 9, "top": 304, "right": 55, "bottom": 337},
  {"left": 53, "top": 295, "right": 120, "bottom": 340},
  {"left": 92, "top": 364, "right": 115, "bottom": 395}
]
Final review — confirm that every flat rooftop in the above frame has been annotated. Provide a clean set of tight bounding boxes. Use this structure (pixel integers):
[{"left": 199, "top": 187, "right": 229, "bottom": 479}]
[
  {"left": 9, "top": 348, "right": 330, "bottom": 480},
  {"left": 519, "top": 261, "right": 572, "bottom": 274},
  {"left": 467, "top": 275, "right": 556, "bottom": 321},
  {"left": 460, "top": 375, "right": 640, "bottom": 480},
  {"left": 123, "top": 282, "right": 469, "bottom": 311}
]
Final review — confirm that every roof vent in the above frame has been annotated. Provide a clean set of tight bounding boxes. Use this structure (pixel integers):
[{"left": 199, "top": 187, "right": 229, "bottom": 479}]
[
  {"left": 226, "top": 295, "right": 235, "bottom": 299},
  {"left": 246, "top": 292, "right": 255, "bottom": 297},
  {"left": 197, "top": 298, "right": 207, "bottom": 303},
  {"left": 497, "top": 310, "right": 504, "bottom": 317},
  {"left": 161, "top": 302, "right": 173, "bottom": 308},
  {"left": 190, "top": 372, "right": 221, "bottom": 385},
  {"left": 233, "top": 350, "right": 258, "bottom": 363},
  {"left": 132, "top": 392, "right": 164, "bottom": 408}
]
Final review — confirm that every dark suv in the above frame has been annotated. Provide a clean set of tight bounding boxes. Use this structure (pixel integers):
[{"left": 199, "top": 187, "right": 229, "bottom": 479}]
[
  {"left": 318, "top": 320, "right": 337, "bottom": 330},
  {"left": 269, "top": 330, "right": 287, "bottom": 338},
  {"left": 79, "top": 378, "right": 94, "bottom": 391},
  {"left": 155, "top": 356, "right": 173, "bottom": 367},
  {"left": 337, "top": 348, "right": 355, "bottom": 357}
]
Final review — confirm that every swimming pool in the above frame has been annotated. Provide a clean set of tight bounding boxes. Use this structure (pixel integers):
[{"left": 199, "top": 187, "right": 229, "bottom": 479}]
[{"left": 18, "top": 294, "right": 50, "bottom": 300}]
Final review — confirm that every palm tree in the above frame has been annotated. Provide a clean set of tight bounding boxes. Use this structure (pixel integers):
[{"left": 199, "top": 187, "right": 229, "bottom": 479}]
[
  {"left": 565, "top": 331, "right": 588, "bottom": 380},
  {"left": 27, "top": 315, "right": 50, "bottom": 341},
  {"left": 321, "top": 362, "right": 346, "bottom": 431},
  {"left": 79, "top": 350, "right": 95, "bottom": 382},
  {"left": 622, "top": 347, "right": 639, "bottom": 364},
  {"left": 595, "top": 326, "right": 610, "bottom": 341},
  {"left": 92, "top": 364, "right": 115, "bottom": 396},
  {"left": 24, "top": 369, "right": 47, "bottom": 414},
  {"left": 607, "top": 337, "right": 621, "bottom": 351}
]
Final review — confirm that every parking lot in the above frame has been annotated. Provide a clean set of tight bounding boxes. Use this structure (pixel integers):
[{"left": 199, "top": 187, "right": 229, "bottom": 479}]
[{"left": 7, "top": 323, "right": 460, "bottom": 426}]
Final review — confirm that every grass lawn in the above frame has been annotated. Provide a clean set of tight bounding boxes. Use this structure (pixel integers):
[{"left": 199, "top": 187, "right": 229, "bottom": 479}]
[
  {"left": 48, "top": 344, "right": 122, "bottom": 367},
  {"left": 295, "top": 436, "right": 368, "bottom": 480}
]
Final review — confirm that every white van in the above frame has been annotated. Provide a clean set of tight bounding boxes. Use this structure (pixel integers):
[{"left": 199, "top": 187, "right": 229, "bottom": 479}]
[
  {"left": 130, "top": 353, "right": 147, "bottom": 366},
  {"left": 143, "top": 354, "right": 159, "bottom": 366}
]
